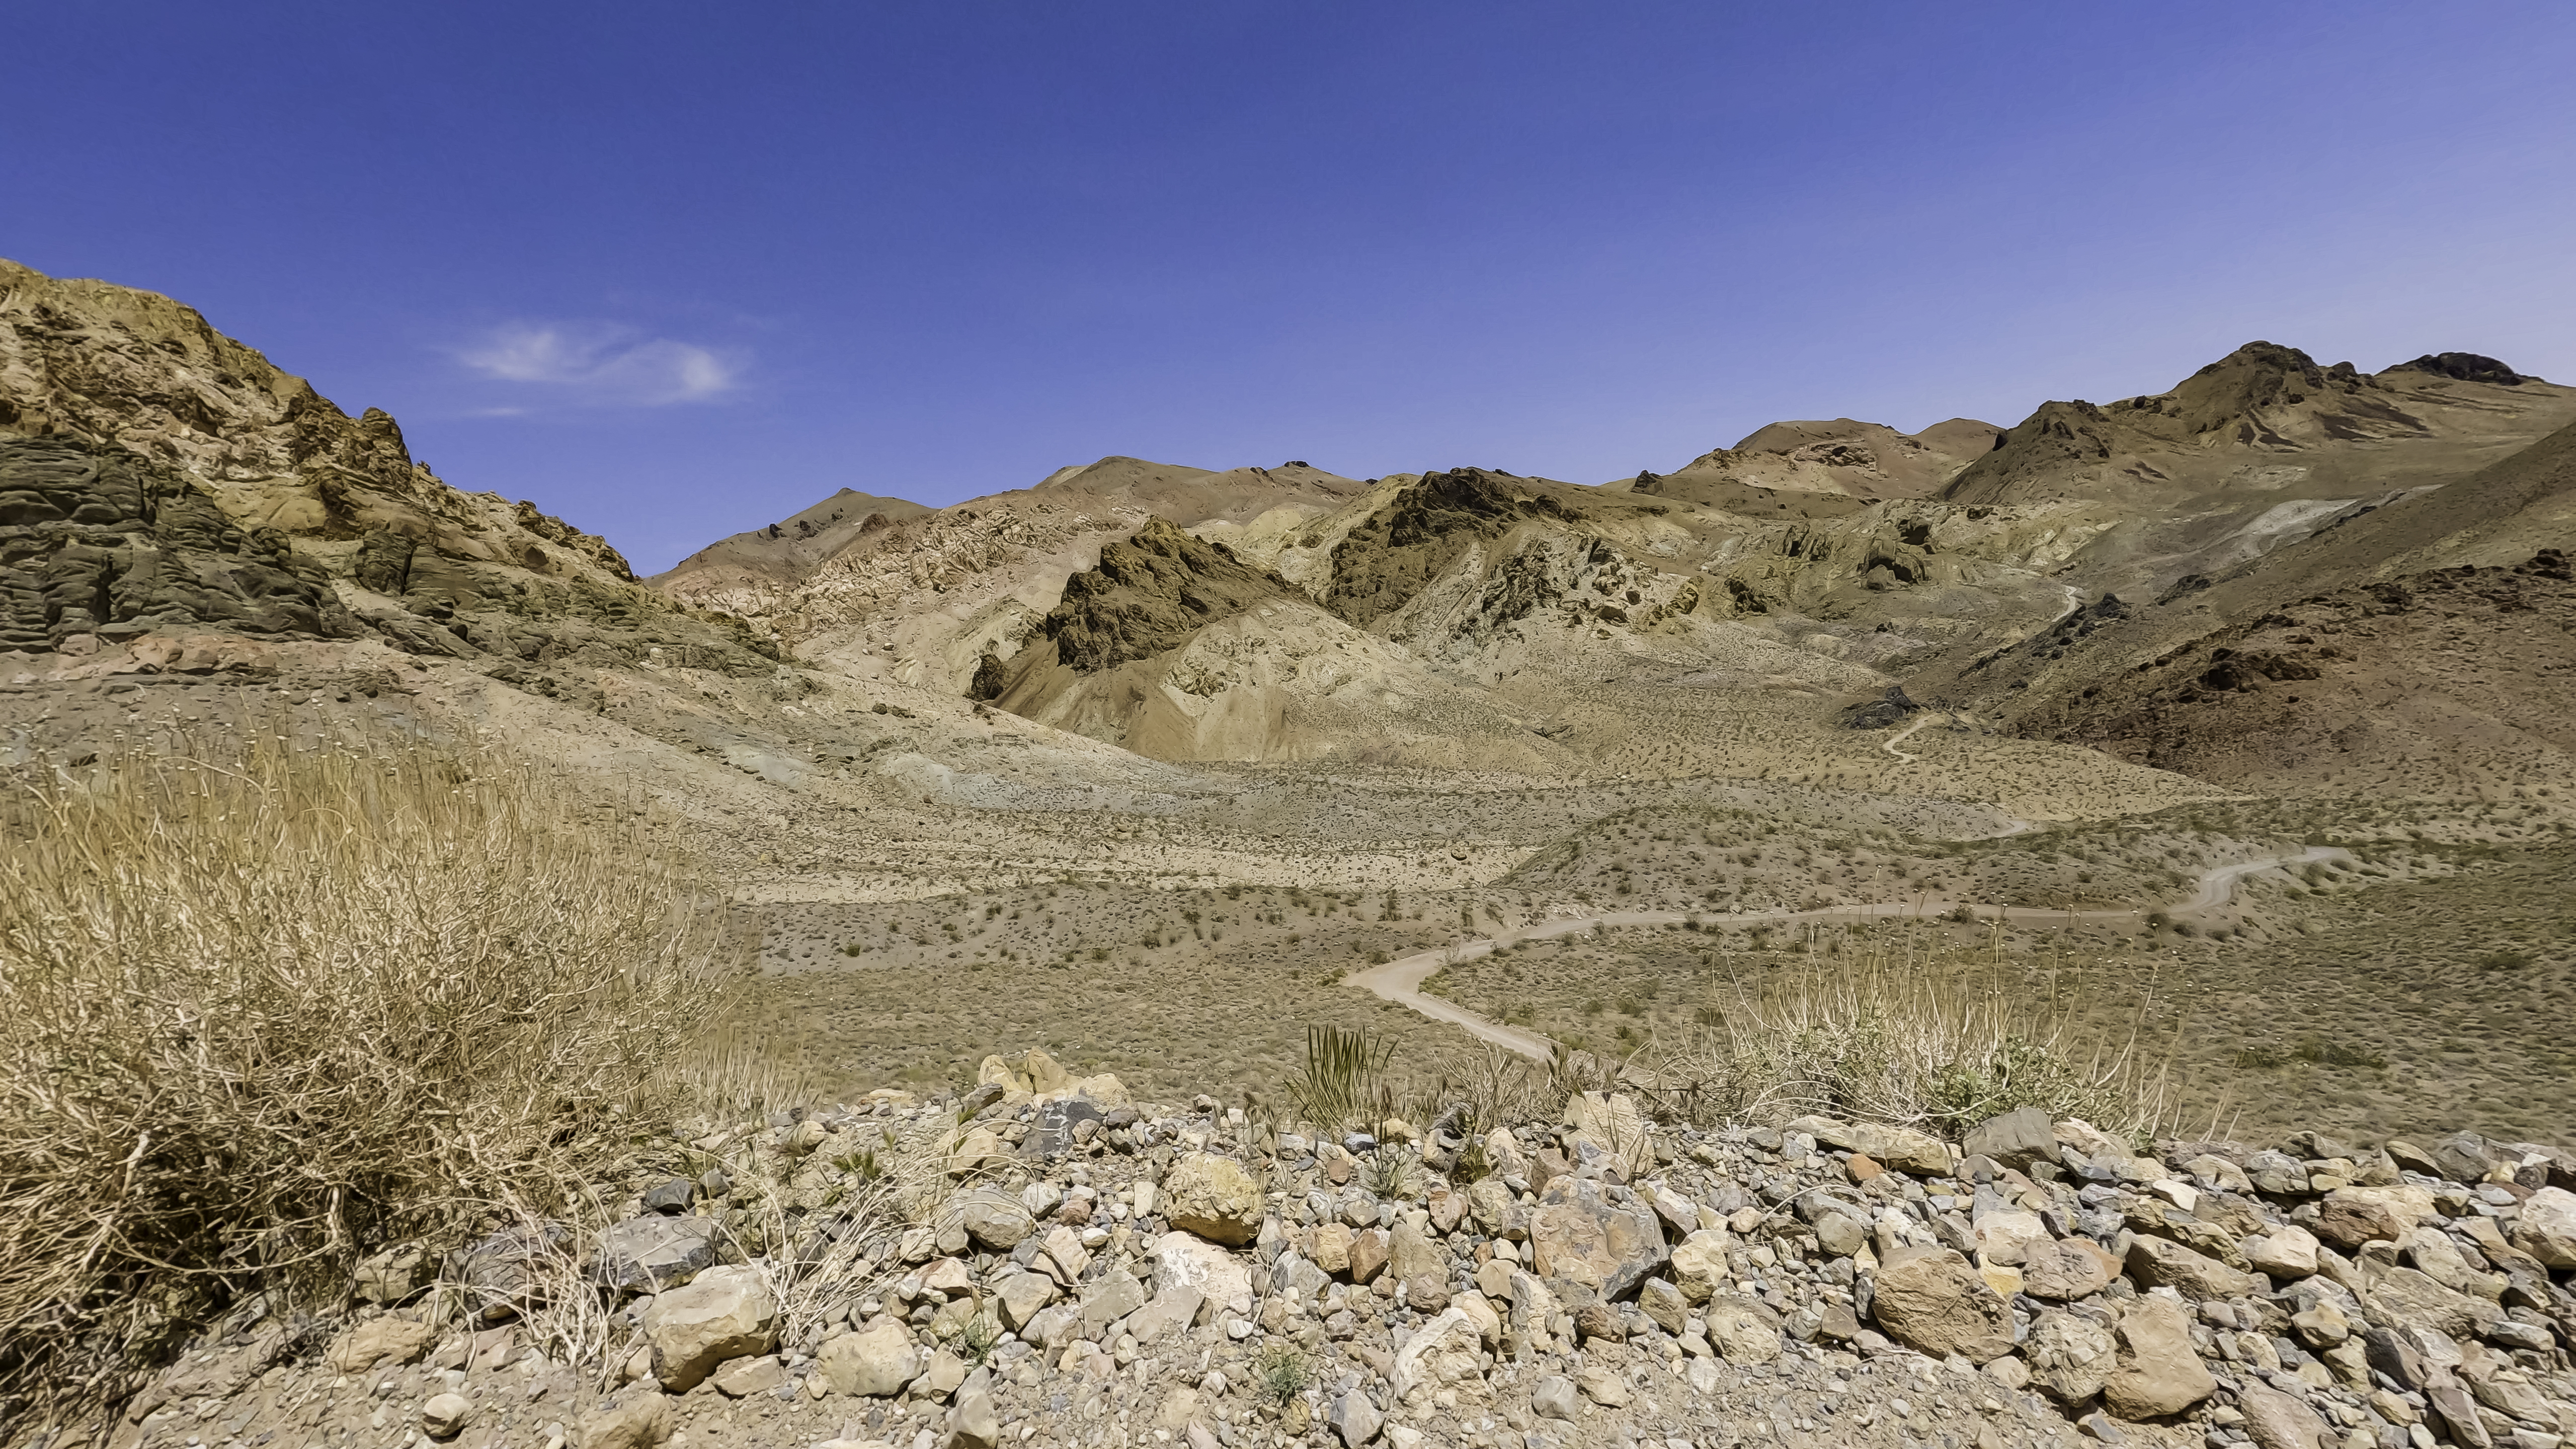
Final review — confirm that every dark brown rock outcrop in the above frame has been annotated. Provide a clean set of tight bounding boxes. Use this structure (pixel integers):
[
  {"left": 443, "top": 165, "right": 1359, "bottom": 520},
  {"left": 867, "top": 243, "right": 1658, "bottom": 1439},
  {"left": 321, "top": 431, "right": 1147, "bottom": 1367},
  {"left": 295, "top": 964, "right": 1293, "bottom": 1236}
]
[{"left": 1041, "top": 518, "right": 1300, "bottom": 674}]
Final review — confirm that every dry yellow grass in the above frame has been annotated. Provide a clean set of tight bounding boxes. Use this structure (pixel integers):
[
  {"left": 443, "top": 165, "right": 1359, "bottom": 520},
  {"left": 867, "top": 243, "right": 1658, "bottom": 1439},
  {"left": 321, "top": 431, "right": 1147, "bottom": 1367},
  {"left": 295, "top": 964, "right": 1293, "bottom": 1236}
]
[
  {"left": 1647, "top": 931, "right": 2172, "bottom": 1139},
  {"left": 0, "top": 725, "right": 722, "bottom": 1413}
]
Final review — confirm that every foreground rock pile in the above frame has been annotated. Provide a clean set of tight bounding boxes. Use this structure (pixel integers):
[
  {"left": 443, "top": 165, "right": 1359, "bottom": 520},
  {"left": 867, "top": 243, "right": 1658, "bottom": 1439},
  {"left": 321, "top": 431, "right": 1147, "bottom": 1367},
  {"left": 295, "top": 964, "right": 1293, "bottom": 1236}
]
[{"left": 112, "top": 1056, "right": 2576, "bottom": 1449}]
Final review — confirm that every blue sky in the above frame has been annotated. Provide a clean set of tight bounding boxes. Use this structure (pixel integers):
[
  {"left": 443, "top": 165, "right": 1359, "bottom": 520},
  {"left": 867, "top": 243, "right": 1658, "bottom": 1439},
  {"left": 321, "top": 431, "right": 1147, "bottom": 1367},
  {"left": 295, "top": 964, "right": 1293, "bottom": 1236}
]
[{"left": 11, "top": 3, "right": 2573, "bottom": 572}]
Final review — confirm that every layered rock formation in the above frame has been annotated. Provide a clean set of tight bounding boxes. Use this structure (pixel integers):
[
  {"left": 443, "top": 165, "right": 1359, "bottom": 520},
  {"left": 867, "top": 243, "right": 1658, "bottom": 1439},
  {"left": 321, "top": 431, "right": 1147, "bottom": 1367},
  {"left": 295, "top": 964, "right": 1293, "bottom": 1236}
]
[{"left": 0, "top": 257, "right": 776, "bottom": 678}]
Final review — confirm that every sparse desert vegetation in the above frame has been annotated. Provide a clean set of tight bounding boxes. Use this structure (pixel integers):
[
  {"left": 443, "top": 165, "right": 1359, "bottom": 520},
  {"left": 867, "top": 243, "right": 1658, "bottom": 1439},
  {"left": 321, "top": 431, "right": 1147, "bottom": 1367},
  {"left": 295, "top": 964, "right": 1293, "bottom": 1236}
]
[
  {"left": 7, "top": 227, "right": 2576, "bottom": 1449},
  {"left": 0, "top": 727, "right": 725, "bottom": 1406}
]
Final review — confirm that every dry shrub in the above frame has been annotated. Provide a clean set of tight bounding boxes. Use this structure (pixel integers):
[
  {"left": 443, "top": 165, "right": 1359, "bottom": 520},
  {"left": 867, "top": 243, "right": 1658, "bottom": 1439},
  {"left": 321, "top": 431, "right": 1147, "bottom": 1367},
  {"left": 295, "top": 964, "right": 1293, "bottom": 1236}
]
[
  {"left": 1641, "top": 930, "right": 2169, "bottom": 1140},
  {"left": 0, "top": 725, "right": 721, "bottom": 1413},
  {"left": 679, "top": 1017, "right": 831, "bottom": 1122}
]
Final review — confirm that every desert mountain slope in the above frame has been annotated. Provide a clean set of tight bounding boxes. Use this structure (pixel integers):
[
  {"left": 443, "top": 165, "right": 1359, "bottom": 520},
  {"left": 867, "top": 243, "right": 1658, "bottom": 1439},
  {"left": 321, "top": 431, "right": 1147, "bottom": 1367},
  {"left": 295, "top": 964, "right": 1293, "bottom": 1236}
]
[
  {"left": 646, "top": 331, "right": 2572, "bottom": 804},
  {"left": 1943, "top": 341, "right": 2574, "bottom": 508},
  {"left": 0, "top": 256, "right": 1266, "bottom": 877},
  {"left": 0, "top": 256, "right": 789, "bottom": 680},
  {"left": 652, "top": 455, "right": 1372, "bottom": 696},
  {"left": 2013, "top": 548, "right": 2576, "bottom": 799},
  {"left": 650, "top": 487, "right": 933, "bottom": 592},
  {"left": 12, "top": 249, "right": 2566, "bottom": 819},
  {"left": 979, "top": 509, "right": 1589, "bottom": 769},
  {"left": 1909, "top": 413, "right": 2576, "bottom": 798},
  {"left": 1632, "top": 415, "right": 2004, "bottom": 502}
]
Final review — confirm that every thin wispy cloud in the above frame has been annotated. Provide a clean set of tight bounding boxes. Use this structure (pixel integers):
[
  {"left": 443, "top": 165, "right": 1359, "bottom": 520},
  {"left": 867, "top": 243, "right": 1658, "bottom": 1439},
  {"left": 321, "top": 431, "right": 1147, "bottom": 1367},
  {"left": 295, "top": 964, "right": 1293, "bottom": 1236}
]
[{"left": 455, "top": 323, "right": 743, "bottom": 406}]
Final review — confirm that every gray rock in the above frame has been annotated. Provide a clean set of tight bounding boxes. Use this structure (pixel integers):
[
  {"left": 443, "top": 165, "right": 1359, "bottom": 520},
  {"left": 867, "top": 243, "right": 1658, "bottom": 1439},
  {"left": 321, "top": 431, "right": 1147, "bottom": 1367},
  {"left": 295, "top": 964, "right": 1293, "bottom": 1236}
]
[
  {"left": 949, "top": 1388, "right": 1002, "bottom": 1449},
  {"left": 1078, "top": 1268, "right": 1151, "bottom": 1329},
  {"left": 2026, "top": 1310, "right": 2117, "bottom": 1403},
  {"left": 817, "top": 1317, "right": 919, "bottom": 1397},
  {"left": 2429, "top": 1132, "right": 2498, "bottom": 1184},
  {"left": 641, "top": 1178, "right": 695, "bottom": 1215},
  {"left": 2483, "top": 1318, "right": 2553, "bottom": 1353},
  {"left": 1021, "top": 1098, "right": 1106, "bottom": 1161},
  {"left": 592, "top": 1215, "right": 722, "bottom": 1293},
  {"left": 421, "top": 1391, "right": 472, "bottom": 1439},
  {"left": 2100, "top": 1293, "right": 2214, "bottom": 1419},
  {"left": 2235, "top": 1380, "right": 2331, "bottom": 1449},
  {"left": 642, "top": 1264, "right": 779, "bottom": 1392},
  {"left": 954, "top": 1189, "right": 1036, "bottom": 1252},
  {"left": 1531, "top": 1374, "right": 1579, "bottom": 1422},
  {"left": 1019, "top": 1304, "right": 1079, "bottom": 1349},
  {"left": 445, "top": 1223, "right": 568, "bottom": 1324},
  {"left": 1813, "top": 1210, "right": 1869, "bottom": 1258},
  {"left": 1869, "top": 1249, "right": 2014, "bottom": 1363},
  {"left": 1125, "top": 1284, "right": 1203, "bottom": 1343},
  {"left": 1328, "top": 1390, "right": 1383, "bottom": 1447},
  {"left": 1962, "top": 1107, "right": 2058, "bottom": 1172},
  {"left": 1527, "top": 1176, "right": 1666, "bottom": 1301},
  {"left": 2361, "top": 1327, "right": 2431, "bottom": 1391},
  {"left": 2425, "top": 1381, "right": 2491, "bottom": 1449},
  {"left": 2244, "top": 1150, "right": 2313, "bottom": 1197}
]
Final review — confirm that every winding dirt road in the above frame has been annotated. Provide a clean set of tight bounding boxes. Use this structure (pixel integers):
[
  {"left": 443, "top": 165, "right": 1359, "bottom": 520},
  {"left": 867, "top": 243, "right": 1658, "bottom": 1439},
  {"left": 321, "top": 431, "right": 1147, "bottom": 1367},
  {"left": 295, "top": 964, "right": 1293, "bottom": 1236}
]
[
  {"left": 1346, "top": 845, "right": 2354, "bottom": 1060},
  {"left": 1881, "top": 714, "right": 1932, "bottom": 764}
]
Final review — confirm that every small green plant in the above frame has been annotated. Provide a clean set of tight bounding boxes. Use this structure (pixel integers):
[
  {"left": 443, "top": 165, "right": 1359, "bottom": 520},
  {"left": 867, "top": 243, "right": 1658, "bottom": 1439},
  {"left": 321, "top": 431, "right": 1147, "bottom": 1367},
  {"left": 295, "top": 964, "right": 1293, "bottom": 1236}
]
[
  {"left": 2477, "top": 949, "right": 2533, "bottom": 972},
  {"left": 1285, "top": 1025, "right": 1397, "bottom": 1136},
  {"left": 1360, "top": 1151, "right": 1414, "bottom": 1199},
  {"left": 2293, "top": 1037, "right": 2387, "bottom": 1069},
  {"left": 958, "top": 1310, "right": 1003, "bottom": 1365},
  {"left": 832, "top": 1149, "right": 884, "bottom": 1182},
  {"left": 1255, "top": 1343, "right": 1313, "bottom": 1405},
  {"left": 841, "top": 942, "right": 863, "bottom": 957},
  {"left": 2233, "top": 1044, "right": 2288, "bottom": 1070},
  {"left": 1453, "top": 1136, "right": 1490, "bottom": 1183}
]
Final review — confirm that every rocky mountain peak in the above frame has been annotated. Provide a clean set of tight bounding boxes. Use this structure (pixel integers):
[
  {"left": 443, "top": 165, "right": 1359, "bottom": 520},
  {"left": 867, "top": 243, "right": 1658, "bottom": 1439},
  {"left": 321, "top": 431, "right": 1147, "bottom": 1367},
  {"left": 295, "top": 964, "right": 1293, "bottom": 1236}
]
[
  {"left": 1323, "top": 468, "right": 1579, "bottom": 624},
  {"left": 0, "top": 257, "right": 795, "bottom": 681},
  {"left": 2391, "top": 351, "right": 2531, "bottom": 385},
  {"left": 1040, "top": 517, "right": 1300, "bottom": 675},
  {"left": 2160, "top": 340, "right": 2376, "bottom": 437}
]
